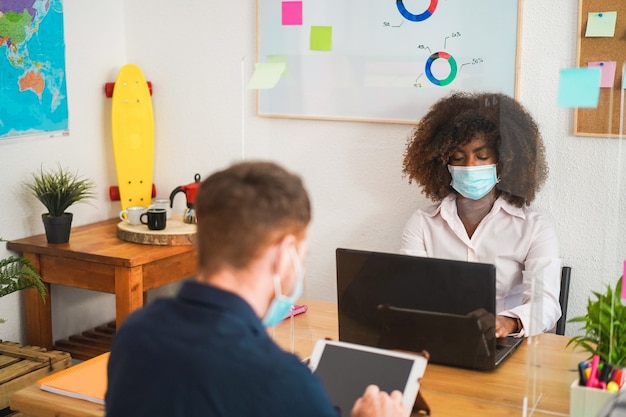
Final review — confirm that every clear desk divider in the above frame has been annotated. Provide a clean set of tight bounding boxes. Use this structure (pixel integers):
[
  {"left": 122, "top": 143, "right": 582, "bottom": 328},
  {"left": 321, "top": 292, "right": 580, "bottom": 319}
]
[
  {"left": 244, "top": 55, "right": 626, "bottom": 417},
  {"left": 523, "top": 270, "right": 543, "bottom": 417},
  {"left": 289, "top": 308, "right": 296, "bottom": 353},
  {"left": 266, "top": 271, "right": 320, "bottom": 360},
  {"left": 241, "top": 52, "right": 314, "bottom": 357}
]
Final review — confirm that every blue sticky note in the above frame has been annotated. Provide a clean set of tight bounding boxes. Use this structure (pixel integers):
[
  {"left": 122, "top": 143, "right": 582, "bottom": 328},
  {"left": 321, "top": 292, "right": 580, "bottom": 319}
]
[{"left": 557, "top": 68, "right": 602, "bottom": 108}]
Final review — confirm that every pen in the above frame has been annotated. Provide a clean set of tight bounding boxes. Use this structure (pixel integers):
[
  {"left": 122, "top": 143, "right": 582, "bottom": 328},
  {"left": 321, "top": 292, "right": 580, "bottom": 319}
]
[
  {"left": 578, "top": 361, "right": 588, "bottom": 386},
  {"left": 612, "top": 368, "right": 624, "bottom": 388},
  {"left": 599, "top": 363, "right": 613, "bottom": 385},
  {"left": 586, "top": 355, "right": 600, "bottom": 388}
]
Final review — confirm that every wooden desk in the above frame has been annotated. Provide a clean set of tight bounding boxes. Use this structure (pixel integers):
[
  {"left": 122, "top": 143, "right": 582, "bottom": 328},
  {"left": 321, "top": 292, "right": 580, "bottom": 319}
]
[
  {"left": 10, "top": 299, "right": 587, "bottom": 417},
  {"left": 7, "top": 218, "right": 196, "bottom": 350},
  {"left": 272, "top": 300, "right": 587, "bottom": 416}
]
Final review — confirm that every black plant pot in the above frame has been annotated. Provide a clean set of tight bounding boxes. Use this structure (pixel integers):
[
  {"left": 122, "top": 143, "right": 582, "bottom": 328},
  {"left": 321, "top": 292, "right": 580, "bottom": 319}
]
[{"left": 41, "top": 212, "right": 73, "bottom": 244}]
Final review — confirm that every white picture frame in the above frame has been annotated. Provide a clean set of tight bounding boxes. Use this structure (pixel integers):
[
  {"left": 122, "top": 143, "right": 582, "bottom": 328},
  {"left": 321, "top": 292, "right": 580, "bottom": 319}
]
[{"left": 256, "top": 0, "right": 522, "bottom": 124}]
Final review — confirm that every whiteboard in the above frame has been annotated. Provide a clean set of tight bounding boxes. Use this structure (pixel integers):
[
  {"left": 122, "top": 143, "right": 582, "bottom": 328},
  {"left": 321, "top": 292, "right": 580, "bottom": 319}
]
[{"left": 256, "top": 0, "right": 521, "bottom": 124}]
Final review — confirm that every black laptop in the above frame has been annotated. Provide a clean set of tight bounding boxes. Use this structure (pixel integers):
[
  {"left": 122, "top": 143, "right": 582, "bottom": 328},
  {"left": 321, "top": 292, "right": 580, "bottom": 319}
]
[{"left": 335, "top": 248, "right": 522, "bottom": 371}]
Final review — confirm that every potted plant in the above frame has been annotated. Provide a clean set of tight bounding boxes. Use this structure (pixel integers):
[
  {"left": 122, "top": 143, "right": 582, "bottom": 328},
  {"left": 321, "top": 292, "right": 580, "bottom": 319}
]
[
  {"left": 0, "top": 239, "right": 46, "bottom": 323},
  {"left": 24, "top": 165, "right": 95, "bottom": 244},
  {"left": 566, "top": 276, "right": 626, "bottom": 367},
  {"left": 566, "top": 277, "right": 625, "bottom": 417}
]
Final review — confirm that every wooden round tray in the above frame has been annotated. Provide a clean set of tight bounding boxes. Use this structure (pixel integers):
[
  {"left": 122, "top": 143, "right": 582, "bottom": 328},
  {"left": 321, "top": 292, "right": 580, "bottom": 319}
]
[{"left": 117, "top": 214, "right": 196, "bottom": 245}]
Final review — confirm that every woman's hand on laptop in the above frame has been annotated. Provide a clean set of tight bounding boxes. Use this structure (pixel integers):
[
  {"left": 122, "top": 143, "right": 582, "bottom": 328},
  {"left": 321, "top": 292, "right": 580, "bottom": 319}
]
[
  {"left": 496, "top": 315, "right": 520, "bottom": 338},
  {"left": 351, "top": 384, "right": 406, "bottom": 417}
]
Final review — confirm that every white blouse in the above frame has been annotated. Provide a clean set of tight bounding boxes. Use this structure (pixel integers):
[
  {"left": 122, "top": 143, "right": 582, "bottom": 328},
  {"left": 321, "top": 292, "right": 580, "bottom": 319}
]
[{"left": 400, "top": 194, "right": 561, "bottom": 336}]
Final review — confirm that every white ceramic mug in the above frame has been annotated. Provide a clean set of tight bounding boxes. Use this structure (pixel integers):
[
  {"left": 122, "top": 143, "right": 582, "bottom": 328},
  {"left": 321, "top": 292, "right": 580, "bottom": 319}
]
[
  {"left": 119, "top": 206, "right": 147, "bottom": 225},
  {"left": 150, "top": 198, "right": 172, "bottom": 219}
]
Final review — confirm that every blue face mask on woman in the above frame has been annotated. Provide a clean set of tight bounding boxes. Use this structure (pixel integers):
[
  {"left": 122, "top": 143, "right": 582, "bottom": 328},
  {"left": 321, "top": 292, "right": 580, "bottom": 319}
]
[
  {"left": 447, "top": 164, "right": 499, "bottom": 200},
  {"left": 262, "top": 247, "right": 304, "bottom": 327}
]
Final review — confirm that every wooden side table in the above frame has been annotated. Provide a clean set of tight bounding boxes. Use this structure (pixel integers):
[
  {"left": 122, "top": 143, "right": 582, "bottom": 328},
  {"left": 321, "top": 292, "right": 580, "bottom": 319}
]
[{"left": 8, "top": 218, "right": 197, "bottom": 350}]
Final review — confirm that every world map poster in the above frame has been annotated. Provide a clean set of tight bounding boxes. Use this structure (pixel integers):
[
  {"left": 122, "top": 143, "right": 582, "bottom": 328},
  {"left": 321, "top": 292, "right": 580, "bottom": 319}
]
[{"left": 0, "top": 0, "right": 68, "bottom": 139}]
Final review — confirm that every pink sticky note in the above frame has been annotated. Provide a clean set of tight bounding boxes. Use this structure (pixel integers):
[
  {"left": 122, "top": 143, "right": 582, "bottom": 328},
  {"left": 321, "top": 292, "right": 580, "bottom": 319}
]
[
  {"left": 282, "top": 1, "right": 302, "bottom": 26},
  {"left": 588, "top": 61, "right": 617, "bottom": 88}
]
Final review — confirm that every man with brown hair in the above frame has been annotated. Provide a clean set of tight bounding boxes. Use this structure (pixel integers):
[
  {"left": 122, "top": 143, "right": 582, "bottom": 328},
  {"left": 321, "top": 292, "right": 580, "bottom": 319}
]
[{"left": 106, "top": 160, "right": 405, "bottom": 417}]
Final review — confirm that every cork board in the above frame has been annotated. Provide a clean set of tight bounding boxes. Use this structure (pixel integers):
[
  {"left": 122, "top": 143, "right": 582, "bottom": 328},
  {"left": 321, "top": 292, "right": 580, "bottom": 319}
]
[{"left": 575, "top": 0, "right": 626, "bottom": 137}]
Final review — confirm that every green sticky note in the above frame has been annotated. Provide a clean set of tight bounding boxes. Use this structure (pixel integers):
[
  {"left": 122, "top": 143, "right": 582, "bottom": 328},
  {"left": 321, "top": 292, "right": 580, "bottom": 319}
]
[
  {"left": 267, "top": 55, "right": 289, "bottom": 78},
  {"left": 310, "top": 26, "right": 332, "bottom": 51},
  {"left": 585, "top": 11, "right": 617, "bottom": 37},
  {"left": 557, "top": 68, "right": 601, "bottom": 108},
  {"left": 247, "top": 62, "right": 286, "bottom": 90}
]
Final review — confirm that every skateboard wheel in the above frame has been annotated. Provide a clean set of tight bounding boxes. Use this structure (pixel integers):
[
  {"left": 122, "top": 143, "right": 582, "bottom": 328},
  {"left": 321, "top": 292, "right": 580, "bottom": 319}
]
[
  {"left": 105, "top": 82, "right": 115, "bottom": 98},
  {"left": 109, "top": 185, "right": 155, "bottom": 201},
  {"left": 109, "top": 186, "right": 121, "bottom": 201},
  {"left": 105, "top": 81, "right": 152, "bottom": 97}
]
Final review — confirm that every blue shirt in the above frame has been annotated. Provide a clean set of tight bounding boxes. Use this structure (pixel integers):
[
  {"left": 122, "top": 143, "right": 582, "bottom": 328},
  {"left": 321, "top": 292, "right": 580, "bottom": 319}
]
[{"left": 105, "top": 279, "right": 338, "bottom": 417}]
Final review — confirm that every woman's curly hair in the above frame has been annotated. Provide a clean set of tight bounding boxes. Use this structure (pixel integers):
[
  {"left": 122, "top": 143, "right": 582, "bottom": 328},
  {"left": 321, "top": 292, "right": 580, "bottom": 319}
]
[{"left": 402, "top": 92, "right": 547, "bottom": 207}]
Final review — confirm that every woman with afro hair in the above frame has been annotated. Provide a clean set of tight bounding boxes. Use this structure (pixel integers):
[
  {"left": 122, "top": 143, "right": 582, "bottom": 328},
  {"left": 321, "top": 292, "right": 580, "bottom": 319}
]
[{"left": 400, "top": 92, "right": 561, "bottom": 338}]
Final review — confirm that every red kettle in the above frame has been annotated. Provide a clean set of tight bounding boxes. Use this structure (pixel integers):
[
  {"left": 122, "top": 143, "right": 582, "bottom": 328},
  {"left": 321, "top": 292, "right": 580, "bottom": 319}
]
[{"left": 169, "top": 173, "right": 201, "bottom": 224}]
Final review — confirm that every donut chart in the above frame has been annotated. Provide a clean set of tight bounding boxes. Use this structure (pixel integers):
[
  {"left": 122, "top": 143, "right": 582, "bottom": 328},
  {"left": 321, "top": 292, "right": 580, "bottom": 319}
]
[
  {"left": 425, "top": 51, "right": 457, "bottom": 86},
  {"left": 396, "top": 0, "right": 438, "bottom": 22}
]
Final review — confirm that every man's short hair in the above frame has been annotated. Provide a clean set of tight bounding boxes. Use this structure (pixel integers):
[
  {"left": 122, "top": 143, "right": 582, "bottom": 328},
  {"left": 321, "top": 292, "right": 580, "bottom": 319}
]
[{"left": 195, "top": 161, "right": 311, "bottom": 275}]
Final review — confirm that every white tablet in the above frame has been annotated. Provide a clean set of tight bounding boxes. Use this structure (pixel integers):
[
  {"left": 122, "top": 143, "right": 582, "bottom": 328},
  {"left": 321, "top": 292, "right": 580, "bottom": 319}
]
[{"left": 308, "top": 339, "right": 428, "bottom": 417}]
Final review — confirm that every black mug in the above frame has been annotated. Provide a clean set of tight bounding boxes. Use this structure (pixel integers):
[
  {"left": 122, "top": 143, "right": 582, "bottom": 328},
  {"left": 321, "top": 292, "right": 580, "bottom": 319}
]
[{"left": 140, "top": 208, "right": 167, "bottom": 230}]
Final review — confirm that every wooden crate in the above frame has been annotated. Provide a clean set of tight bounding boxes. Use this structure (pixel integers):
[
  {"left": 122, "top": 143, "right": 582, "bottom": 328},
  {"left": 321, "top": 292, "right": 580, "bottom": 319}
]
[
  {"left": 0, "top": 341, "right": 71, "bottom": 409},
  {"left": 53, "top": 321, "right": 115, "bottom": 361}
]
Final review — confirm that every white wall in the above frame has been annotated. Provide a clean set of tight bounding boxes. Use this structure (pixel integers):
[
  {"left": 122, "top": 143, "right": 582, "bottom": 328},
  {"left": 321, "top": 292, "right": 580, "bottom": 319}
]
[
  {"left": 0, "top": 0, "right": 623, "bottom": 343},
  {"left": 517, "top": 2, "right": 626, "bottom": 333},
  {"left": 0, "top": 0, "right": 127, "bottom": 342}
]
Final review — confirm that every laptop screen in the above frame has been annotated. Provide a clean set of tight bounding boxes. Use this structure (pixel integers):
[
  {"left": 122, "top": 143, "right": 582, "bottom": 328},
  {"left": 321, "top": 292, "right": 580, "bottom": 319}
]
[{"left": 335, "top": 248, "right": 497, "bottom": 350}]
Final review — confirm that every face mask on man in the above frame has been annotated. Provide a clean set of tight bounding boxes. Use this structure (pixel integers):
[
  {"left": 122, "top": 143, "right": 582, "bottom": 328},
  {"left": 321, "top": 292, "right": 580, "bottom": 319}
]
[
  {"left": 262, "top": 246, "right": 304, "bottom": 327},
  {"left": 447, "top": 164, "right": 499, "bottom": 200}
]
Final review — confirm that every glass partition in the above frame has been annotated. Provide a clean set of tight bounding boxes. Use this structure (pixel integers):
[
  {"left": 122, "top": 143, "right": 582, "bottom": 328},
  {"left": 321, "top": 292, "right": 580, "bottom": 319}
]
[
  {"left": 526, "top": 62, "right": 626, "bottom": 416},
  {"left": 242, "top": 49, "right": 626, "bottom": 415}
]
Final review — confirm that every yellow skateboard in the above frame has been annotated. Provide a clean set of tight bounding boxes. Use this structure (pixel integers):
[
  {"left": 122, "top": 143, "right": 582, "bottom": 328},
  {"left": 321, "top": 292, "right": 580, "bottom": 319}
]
[{"left": 106, "top": 64, "right": 155, "bottom": 210}]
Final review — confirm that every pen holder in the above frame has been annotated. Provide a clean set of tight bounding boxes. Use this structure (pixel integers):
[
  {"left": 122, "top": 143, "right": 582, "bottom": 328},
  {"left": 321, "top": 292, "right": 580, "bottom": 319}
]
[{"left": 570, "top": 380, "right": 618, "bottom": 417}]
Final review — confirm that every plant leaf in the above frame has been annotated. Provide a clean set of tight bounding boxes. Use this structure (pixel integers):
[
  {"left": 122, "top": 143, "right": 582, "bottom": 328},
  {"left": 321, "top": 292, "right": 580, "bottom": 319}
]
[{"left": 567, "top": 276, "right": 626, "bottom": 366}]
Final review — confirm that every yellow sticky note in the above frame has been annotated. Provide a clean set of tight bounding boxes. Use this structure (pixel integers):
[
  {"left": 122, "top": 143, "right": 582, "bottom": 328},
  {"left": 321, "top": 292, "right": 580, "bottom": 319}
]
[
  {"left": 310, "top": 26, "right": 332, "bottom": 51},
  {"left": 247, "top": 62, "right": 287, "bottom": 90},
  {"left": 267, "top": 55, "right": 289, "bottom": 78},
  {"left": 585, "top": 11, "right": 617, "bottom": 37}
]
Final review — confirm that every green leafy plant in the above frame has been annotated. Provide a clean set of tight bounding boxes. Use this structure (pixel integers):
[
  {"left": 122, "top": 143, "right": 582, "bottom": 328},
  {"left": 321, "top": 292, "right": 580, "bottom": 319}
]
[
  {"left": 566, "top": 277, "right": 626, "bottom": 367},
  {"left": 0, "top": 239, "right": 46, "bottom": 324},
  {"left": 24, "top": 165, "right": 95, "bottom": 217}
]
